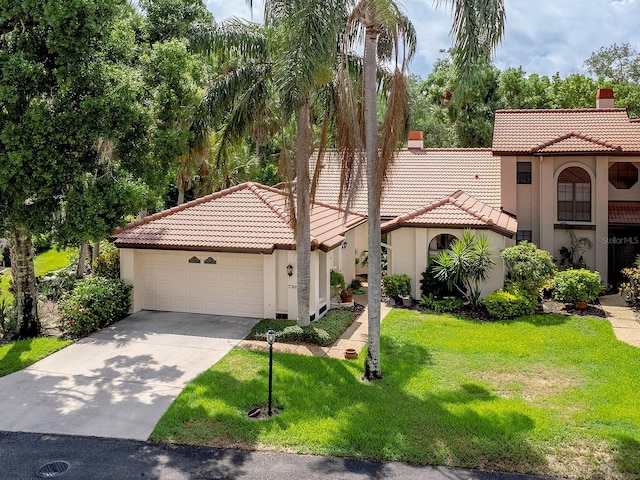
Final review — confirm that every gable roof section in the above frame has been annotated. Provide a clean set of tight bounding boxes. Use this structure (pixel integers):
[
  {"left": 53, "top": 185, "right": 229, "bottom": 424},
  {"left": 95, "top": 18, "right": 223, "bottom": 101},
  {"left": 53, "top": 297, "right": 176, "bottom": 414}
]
[
  {"left": 381, "top": 190, "right": 517, "bottom": 237},
  {"left": 112, "top": 182, "right": 366, "bottom": 254},
  {"left": 530, "top": 131, "right": 622, "bottom": 154},
  {"left": 493, "top": 108, "right": 640, "bottom": 155},
  {"left": 311, "top": 148, "right": 500, "bottom": 218}
]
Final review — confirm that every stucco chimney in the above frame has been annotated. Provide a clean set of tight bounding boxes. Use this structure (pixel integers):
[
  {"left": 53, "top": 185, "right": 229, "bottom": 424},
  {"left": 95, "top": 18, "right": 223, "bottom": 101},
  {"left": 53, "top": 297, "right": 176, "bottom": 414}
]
[
  {"left": 407, "top": 130, "right": 424, "bottom": 149},
  {"left": 596, "top": 88, "right": 615, "bottom": 108}
]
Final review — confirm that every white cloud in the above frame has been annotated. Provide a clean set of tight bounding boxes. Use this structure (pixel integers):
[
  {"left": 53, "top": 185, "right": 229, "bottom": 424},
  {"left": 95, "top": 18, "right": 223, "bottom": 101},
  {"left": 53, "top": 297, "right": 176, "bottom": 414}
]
[{"left": 205, "top": 0, "right": 640, "bottom": 79}]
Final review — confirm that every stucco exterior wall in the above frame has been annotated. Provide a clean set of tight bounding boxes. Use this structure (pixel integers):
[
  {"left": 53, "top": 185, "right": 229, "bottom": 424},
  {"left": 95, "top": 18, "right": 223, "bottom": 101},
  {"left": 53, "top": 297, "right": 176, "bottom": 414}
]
[
  {"left": 502, "top": 153, "right": 619, "bottom": 283},
  {"left": 387, "top": 227, "right": 513, "bottom": 300}
]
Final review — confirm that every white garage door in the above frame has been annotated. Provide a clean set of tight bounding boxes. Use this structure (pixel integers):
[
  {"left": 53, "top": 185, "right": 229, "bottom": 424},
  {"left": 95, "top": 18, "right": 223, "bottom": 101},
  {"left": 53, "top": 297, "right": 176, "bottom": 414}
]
[{"left": 139, "top": 250, "right": 264, "bottom": 317}]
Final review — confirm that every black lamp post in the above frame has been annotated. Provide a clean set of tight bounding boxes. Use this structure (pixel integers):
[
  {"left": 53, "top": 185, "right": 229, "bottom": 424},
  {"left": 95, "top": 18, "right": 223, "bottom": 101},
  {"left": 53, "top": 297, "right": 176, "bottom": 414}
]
[{"left": 266, "top": 329, "right": 276, "bottom": 416}]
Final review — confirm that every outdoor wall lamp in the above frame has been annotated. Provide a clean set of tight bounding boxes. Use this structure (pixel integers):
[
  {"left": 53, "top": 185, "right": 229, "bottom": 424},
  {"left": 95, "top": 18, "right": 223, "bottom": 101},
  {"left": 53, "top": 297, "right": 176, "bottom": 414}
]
[
  {"left": 286, "top": 263, "right": 293, "bottom": 276},
  {"left": 341, "top": 241, "right": 348, "bottom": 249},
  {"left": 266, "top": 329, "right": 276, "bottom": 416}
]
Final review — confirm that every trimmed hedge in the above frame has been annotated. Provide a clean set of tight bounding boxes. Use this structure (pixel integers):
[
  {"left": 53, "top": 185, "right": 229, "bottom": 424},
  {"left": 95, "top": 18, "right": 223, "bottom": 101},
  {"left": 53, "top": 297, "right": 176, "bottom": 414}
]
[
  {"left": 58, "top": 277, "right": 132, "bottom": 338},
  {"left": 484, "top": 288, "right": 537, "bottom": 320},
  {"left": 248, "top": 309, "right": 355, "bottom": 346}
]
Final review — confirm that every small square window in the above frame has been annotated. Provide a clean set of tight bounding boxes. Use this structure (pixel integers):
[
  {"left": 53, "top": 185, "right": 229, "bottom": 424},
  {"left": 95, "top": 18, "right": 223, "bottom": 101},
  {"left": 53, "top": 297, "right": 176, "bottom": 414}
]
[
  {"left": 517, "top": 162, "right": 532, "bottom": 184},
  {"left": 516, "top": 230, "right": 532, "bottom": 243}
]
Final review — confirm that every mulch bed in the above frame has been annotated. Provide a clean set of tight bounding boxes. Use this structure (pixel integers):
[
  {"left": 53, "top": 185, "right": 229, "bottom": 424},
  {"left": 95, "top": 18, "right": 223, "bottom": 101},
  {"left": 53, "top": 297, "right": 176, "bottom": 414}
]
[{"left": 401, "top": 297, "right": 608, "bottom": 321}]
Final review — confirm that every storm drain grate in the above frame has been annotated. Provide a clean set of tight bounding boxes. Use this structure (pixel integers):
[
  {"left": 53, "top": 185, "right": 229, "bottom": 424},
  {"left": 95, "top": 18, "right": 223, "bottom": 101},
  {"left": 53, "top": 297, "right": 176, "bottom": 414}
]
[{"left": 35, "top": 461, "right": 70, "bottom": 478}]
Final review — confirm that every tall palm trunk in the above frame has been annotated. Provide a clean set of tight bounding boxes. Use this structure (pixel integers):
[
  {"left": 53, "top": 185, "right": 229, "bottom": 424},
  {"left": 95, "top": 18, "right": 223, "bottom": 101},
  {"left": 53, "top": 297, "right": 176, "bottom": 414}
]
[
  {"left": 296, "top": 99, "right": 312, "bottom": 326},
  {"left": 9, "top": 226, "right": 40, "bottom": 338},
  {"left": 363, "top": 28, "right": 382, "bottom": 380}
]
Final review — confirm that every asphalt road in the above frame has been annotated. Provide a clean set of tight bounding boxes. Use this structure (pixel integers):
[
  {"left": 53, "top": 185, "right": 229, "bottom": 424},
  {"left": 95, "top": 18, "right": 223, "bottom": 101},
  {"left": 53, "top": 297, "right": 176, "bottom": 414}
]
[{"left": 0, "top": 431, "right": 561, "bottom": 480}]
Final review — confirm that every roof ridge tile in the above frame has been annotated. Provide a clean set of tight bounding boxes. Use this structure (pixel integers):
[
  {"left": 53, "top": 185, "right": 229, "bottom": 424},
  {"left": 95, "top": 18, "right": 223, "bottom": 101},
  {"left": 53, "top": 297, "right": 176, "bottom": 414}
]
[
  {"left": 530, "top": 130, "right": 622, "bottom": 153},
  {"left": 247, "top": 182, "right": 292, "bottom": 226}
]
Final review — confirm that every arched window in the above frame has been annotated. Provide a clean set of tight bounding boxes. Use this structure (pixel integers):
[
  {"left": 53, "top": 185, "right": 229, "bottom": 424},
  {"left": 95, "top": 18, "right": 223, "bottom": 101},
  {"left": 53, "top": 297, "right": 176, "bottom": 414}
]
[
  {"left": 558, "top": 167, "right": 591, "bottom": 222},
  {"left": 429, "top": 234, "right": 457, "bottom": 257}
]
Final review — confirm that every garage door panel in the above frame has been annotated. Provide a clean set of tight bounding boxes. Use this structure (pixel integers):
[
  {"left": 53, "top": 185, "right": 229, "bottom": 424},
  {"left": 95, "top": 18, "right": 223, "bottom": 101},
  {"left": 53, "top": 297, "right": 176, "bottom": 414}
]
[{"left": 139, "top": 250, "right": 264, "bottom": 317}]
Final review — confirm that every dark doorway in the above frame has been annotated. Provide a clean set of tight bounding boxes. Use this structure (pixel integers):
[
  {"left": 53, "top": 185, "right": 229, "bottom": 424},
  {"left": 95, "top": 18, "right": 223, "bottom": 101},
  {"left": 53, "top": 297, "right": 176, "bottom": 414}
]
[{"left": 608, "top": 226, "right": 640, "bottom": 286}]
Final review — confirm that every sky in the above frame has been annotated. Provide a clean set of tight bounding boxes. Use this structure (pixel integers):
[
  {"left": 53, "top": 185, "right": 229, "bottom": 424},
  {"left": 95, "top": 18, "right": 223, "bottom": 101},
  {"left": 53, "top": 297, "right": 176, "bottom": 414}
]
[{"left": 204, "top": 0, "right": 640, "bottom": 80}]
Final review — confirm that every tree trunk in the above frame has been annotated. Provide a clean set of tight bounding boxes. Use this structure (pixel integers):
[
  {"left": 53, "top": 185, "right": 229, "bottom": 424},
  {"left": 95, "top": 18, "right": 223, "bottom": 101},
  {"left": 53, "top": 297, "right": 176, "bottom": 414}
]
[
  {"left": 296, "top": 99, "right": 312, "bottom": 326},
  {"left": 177, "top": 183, "right": 185, "bottom": 205},
  {"left": 9, "top": 226, "right": 40, "bottom": 339},
  {"left": 75, "top": 242, "right": 88, "bottom": 279},
  {"left": 92, "top": 240, "right": 100, "bottom": 265},
  {"left": 363, "top": 29, "right": 383, "bottom": 380}
]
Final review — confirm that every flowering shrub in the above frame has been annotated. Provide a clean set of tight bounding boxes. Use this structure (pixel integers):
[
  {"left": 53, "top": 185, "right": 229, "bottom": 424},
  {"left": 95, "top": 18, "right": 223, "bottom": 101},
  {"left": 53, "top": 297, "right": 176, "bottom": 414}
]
[{"left": 58, "top": 277, "right": 132, "bottom": 338}]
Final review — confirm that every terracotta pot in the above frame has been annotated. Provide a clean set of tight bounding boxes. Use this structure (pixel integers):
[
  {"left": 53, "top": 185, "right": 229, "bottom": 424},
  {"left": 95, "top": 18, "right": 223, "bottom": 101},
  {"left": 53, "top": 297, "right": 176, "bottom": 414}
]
[
  {"left": 344, "top": 348, "right": 358, "bottom": 359},
  {"left": 574, "top": 301, "right": 588, "bottom": 310}
]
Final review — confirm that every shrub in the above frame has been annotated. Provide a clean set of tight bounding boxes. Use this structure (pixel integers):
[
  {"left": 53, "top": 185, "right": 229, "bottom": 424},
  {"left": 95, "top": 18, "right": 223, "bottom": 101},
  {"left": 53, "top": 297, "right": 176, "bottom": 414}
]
[
  {"left": 58, "top": 277, "right": 132, "bottom": 338},
  {"left": 0, "top": 299, "right": 16, "bottom": 338},
  {"left": 553, "top": 269, "right": 603, "bottom": 304},
  {"left": 93, "top": 248, "right": 120, "bottom": 279},
  {"left": 37, "top": 270, "right": 77, "bottom": 301},
  {"left": 382, "top": 274, "right": 411, "bottom": 300},
  {"left": 247, "top": 309, "right": 355, "bottom": 346},
  {"left": 420, "top": 263, "right": 460, "bottom": 298},
  {"left": 330, "top": 270, "right": 345, "bottom": 289},
  {"left": 432, "top": 229, "right": 495, "bottom": 308},
  {"left": 419, "top": 294, "right": 464, "bottom": 313},
  {"left": 620, "top": 255, "right": 640, "bottom": 308},
  {"left": 501, "top": 241, "right": 556, "bottom": 300},
  {"left": 32, "top": 233, "right": 53, "bottom": 255},
  {"left": 484, "top": 288, "right": 537, "bottom": 320}
]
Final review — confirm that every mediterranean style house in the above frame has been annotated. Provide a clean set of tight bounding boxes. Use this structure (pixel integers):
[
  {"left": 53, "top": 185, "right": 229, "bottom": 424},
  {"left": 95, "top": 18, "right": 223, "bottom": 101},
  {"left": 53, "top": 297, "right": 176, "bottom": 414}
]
[
  {"left": 114, "top": 88, "right": 640, "bottom": 320},
  {"left": 493, "top": 88, "right": 640, "bottom": 286},
  {"left": 313, "top": 88, "right": 640, "bottom": 297}
]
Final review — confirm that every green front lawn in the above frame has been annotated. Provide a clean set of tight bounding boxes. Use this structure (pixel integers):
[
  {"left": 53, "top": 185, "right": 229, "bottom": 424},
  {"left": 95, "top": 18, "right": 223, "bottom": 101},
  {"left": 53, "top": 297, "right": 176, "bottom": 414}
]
[
  {"left": 34, "top": 248, "right": 73, "bottom": 276},
  {"left": 0, "top": 337, "right": 72, "bottom": 377},
  {"left": 152, "top": 310, "right": 640, "bottom": 480},
  {"left": 0, "top": 247, "right": 73, "bottom": 304}
]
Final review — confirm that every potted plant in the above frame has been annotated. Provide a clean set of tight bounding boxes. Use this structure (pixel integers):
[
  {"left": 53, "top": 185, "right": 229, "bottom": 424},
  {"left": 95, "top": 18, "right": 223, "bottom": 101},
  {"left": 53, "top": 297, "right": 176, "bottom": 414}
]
[
  {"left": 552, "top": 269, "right": 603, "bottom": 309},
  {"left": 340, "top": 287, "right": 353, "bottom": 303},
  {"left": 382, "top": 274, "right": 411, "bottom": 305},
  {"left": 400, "top": 294, "right": 413, "bottom": 307}
]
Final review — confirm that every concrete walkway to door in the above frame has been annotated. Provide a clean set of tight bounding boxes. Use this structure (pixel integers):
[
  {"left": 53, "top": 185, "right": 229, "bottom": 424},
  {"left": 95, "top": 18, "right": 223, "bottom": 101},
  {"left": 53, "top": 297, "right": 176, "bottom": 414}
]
[
  {"left": 599, "top": 294, "right": 640, "bottom": 348},
  {"left": 0, "top": 311, "right": 259, "bottom": 440}
]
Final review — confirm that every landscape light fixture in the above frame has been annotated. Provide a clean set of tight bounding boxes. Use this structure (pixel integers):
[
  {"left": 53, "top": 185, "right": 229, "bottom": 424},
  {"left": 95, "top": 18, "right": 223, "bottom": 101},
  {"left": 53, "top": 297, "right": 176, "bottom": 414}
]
[
  {"left": 266, "top": 329, "right": 276, "bottom": 416},
  {"left": 286, "top": 263, "right": 293, "bottom": 277}
]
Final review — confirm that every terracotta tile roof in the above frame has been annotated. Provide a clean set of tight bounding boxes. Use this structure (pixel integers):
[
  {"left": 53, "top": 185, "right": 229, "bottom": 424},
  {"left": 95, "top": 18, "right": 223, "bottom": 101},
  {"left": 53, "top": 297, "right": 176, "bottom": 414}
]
[
  {"left": 609, "top": 202, "right": 640, "bottom": 224},
  {"left": 111, "top": 182, "right": 366, "bottom": 253},
  {"left": 381, "top": 190, "right": 517, "bottom": 237},
  {"left": 493, "top": 108, "right": 640, "bottom": 155},
  {"left": 311, "top": 148, "right": 500, "bottom": 218}
]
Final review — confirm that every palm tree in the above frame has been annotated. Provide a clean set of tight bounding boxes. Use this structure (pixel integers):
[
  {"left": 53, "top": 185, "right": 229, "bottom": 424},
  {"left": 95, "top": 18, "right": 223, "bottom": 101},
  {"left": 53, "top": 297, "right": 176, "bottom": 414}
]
[
  {"left": 338, "top": 0, "right": 504, "bottom": 380},
  {"left": 193, "top": 0, "right": 347, "bottom": 325},
  {"left": 337, "top": 0, "right": 416, "bottom": 380}
]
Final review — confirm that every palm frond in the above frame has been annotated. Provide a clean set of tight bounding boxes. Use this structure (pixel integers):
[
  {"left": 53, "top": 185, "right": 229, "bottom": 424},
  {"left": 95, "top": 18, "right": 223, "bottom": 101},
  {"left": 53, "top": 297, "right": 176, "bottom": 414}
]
[
  {"left": 190, "top": 18, "right": 268, "bottom": 62},
  {"left": 435, "top": 0, "right": 505, "bottom": 88}
]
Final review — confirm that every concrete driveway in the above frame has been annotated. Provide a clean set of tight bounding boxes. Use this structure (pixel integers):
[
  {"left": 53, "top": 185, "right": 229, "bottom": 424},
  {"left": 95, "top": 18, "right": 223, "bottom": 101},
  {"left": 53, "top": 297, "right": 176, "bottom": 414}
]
[{"left": 0, "top": 311, "right": 259, "bottom": 440}]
